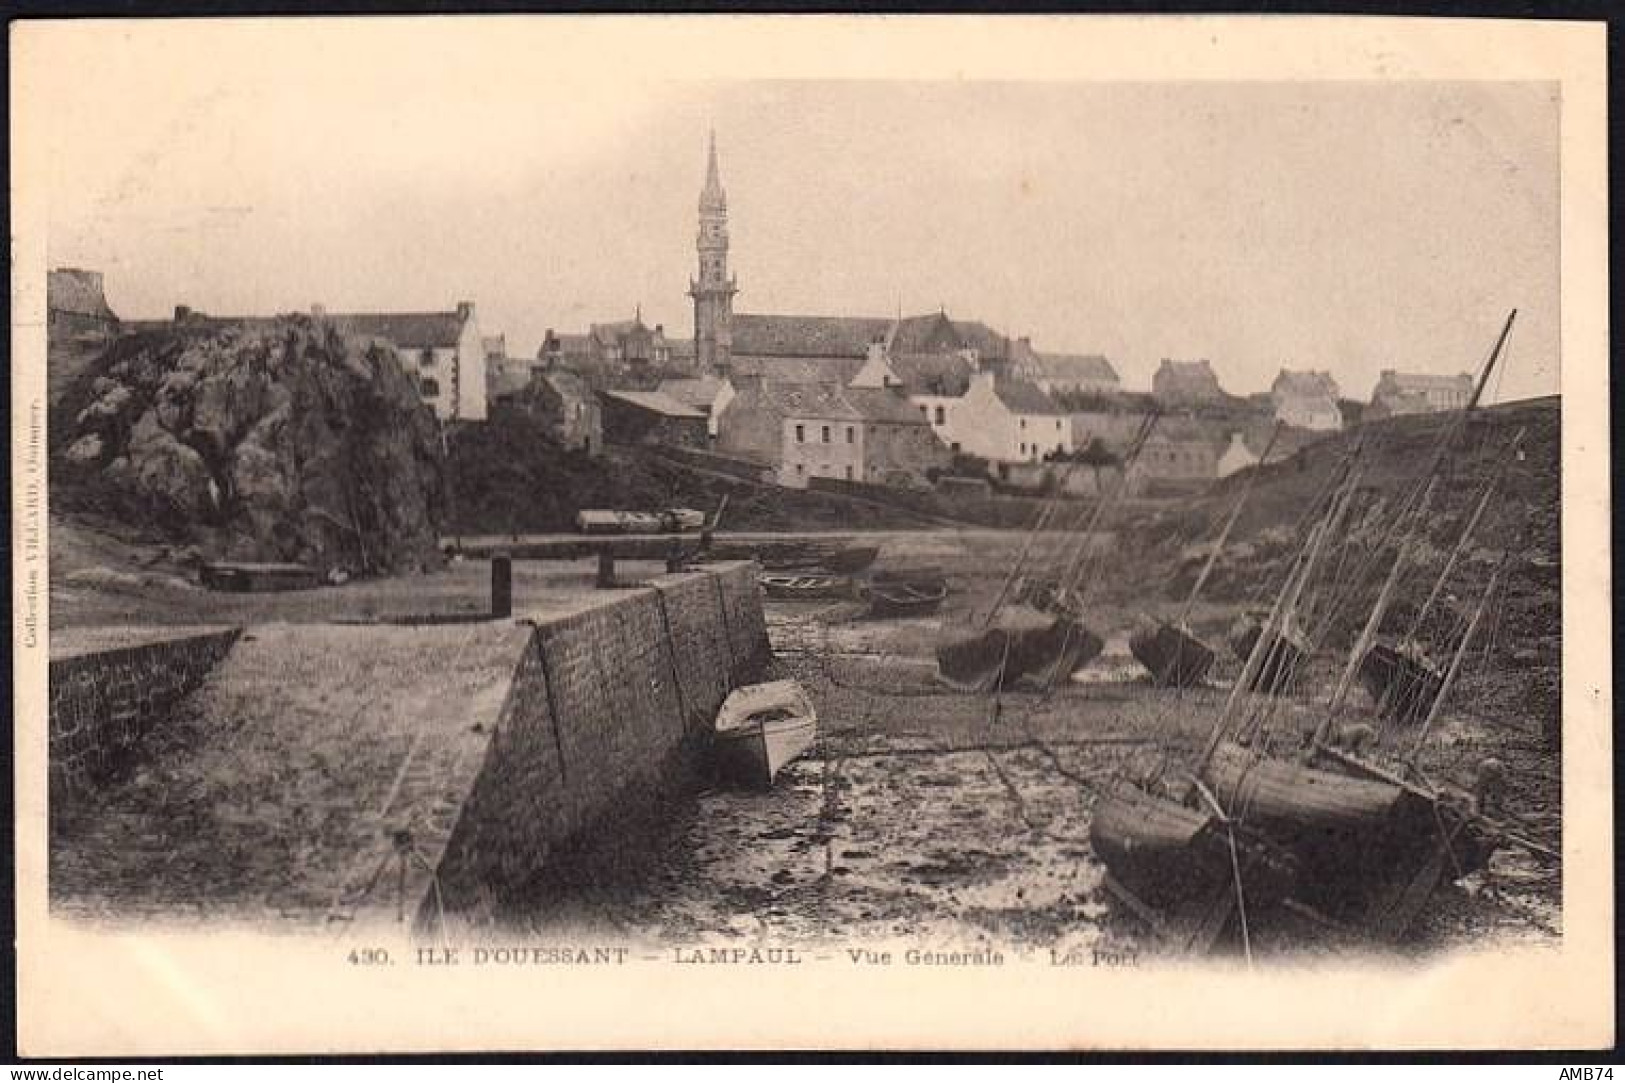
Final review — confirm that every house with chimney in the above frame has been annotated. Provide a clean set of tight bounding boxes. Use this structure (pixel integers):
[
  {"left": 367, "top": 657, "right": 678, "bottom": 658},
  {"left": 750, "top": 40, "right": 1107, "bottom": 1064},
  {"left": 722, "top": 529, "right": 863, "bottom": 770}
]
[
  {"left": 910, "top": 371, "right": 1072, "bottom": 464},
  {"left": 1368, "top": 369, "right": 1476, "bottom": 418},
  {"left": 599, "top": 389, "right": 709, "bottom": 449},
  {"left": 657, "top": 374, "right": 736, "bottom": 438},
  {"left": 325, "top": 303, "right": 487, "bottom": 422},
  {"left": 1270, "top": 368, "right": 1343, "bottom": 432},
  {"left": 1152, "top": 358, "right": 1226, "bottom": 405},
  {"left": 539, "top": 310, "right": 674, "bottom": 384},
  {"left": 493, "top": 365, "right": 603, "bottom": 455}
]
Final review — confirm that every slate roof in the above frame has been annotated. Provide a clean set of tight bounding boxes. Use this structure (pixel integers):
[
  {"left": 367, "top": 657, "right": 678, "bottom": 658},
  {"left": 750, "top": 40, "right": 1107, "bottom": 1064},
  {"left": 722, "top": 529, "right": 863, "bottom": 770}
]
[
  {"left": 729, "top": 355, "right": 864, "bottom": 385},
  {"left": 991, "top": 378, "right": 1068, "bottom": 416},
  {"left": 842, "top": 387, "right": 934, "bottom": 425},
  {"left": 600, "top": 389, "right": 706, "bottom": 418},
  {"left": 658, "top": 376, "right": 727, "bottom": 410},
  {"left": 1378, "top": 371, "right": 1475, "bottom": 391},
  {"left": 1039, "top": 352, "right": 1118, "bottom": 384},
  {"left": 332, "top": 311, "right": 466, "bottom": 349},
  {"left": 731, "top": 313, "right": 893, "bottom": 359},
  {"left": 1157, "top": 358, "right": 1218, "bottom": 378},
  {"left": 889, "top": 352, "right": 975, "bottom": 395},
  {"left": 47, "top": 269, "right": 118, "bottom": 321},
  {"left": 1272, "top": 369, "right": 1340, "bottom": 399}
]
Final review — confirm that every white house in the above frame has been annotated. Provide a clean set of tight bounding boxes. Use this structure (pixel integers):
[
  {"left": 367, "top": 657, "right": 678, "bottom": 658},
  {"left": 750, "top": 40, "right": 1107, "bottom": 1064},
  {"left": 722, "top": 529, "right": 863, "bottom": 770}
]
[
  {"left": 1270, "top": 369, "right": 1342, "bottom": 432},
  {"left": 331, "top": 302, "right": 487, "bottom": 421},
  {"left": 911, "top": 372, "right": 1071, "bottom": 463}
]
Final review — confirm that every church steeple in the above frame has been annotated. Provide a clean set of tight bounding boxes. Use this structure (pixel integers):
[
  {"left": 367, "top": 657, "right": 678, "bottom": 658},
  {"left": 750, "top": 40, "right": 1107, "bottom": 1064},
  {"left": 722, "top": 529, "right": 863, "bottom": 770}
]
[
  {"left": 700, "top": 128, "right": 727, "bottom": 212},
  {"left": 690, "top": 128, "right": 737, "bottom": 374}
]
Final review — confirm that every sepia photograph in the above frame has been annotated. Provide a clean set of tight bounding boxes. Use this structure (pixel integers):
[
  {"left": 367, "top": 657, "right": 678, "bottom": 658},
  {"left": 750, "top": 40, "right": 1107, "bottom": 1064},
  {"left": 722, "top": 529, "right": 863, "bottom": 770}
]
[{"left": 11, "top": 15, "right": 1611, "bottom": 1054}]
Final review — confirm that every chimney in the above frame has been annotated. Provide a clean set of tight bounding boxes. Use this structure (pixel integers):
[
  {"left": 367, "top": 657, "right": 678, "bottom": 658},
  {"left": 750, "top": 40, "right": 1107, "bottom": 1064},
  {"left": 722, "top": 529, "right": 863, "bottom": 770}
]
[
  {"left": 456, "top": 301, "right": 475, "bottom": 322},
  {"left": 174, "top": 305, "right": 192, "bottom": 323}
]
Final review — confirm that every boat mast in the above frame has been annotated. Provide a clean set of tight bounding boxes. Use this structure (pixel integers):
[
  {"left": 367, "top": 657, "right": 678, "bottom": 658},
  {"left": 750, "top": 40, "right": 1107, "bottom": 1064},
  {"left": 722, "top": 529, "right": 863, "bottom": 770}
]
[
  {"left": 1405, "top": 554, "right": 1509, "bottom": 763},
  {"left": 1196, "top": 453, "right": 1359, "bottom": 772},
  {"left": 1402, "top": 428, "right": 1525, "bottom": 647},
  {"left": 1174, "top": 421, "right": 1284, "bottom": 628},
  {"left": 1313, "top": 474, "right": 1438, "bottom": 742}
]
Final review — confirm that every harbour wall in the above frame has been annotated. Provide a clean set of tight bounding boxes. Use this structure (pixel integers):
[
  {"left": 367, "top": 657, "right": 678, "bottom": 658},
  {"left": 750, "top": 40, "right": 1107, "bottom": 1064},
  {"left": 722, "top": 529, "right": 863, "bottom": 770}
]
[
  {"left": 424, "top": 561, "right": 769, "bottom": 926},
  {"left": 47, "top": 563, "right": 769, "bottom": 932},
  {"left": 48, "top": 627, "right": 242, "bottom": 805}
]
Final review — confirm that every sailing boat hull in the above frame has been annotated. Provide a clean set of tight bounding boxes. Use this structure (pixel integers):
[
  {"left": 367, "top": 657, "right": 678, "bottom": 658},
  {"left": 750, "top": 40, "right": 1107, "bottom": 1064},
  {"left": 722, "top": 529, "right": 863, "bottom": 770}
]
[
  {"left": 1229, "top": 620, "right": 1311, "bottom": 695},
  {"left": 1204, "top": 739, "right": 1404, "bottom": 837},
  {"left": 1090, "top": 782, "right": 1228, "bottom": 904},
  {"left": 1129, "top": 623, "right": 1216, "bottom": 688},
  {"left": 1358, "top": 642, "right": 1445, "bottom": 726},
  {"left": 936, "top": 608, "right": 1104, "bottom": 693}
]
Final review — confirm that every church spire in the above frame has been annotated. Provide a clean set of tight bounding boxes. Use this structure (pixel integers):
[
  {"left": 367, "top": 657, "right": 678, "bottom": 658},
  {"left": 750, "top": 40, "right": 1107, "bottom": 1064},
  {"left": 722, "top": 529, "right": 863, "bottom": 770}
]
[{"left": 700, "top": 128, "right": 726, "bottom": 211}]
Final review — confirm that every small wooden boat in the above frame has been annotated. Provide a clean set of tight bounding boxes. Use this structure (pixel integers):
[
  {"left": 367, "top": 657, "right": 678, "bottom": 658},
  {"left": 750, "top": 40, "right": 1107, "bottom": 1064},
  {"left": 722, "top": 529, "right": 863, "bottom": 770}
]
[
  {"left": 1357, "top": 641, "right": 1444, "bottom": 726},
  {"left": 825, "top": 545, "right": 882, "bottom": 574},
  {"left": 759, "top": 545, "right": 881, "bottom": 575},
  {"left": 199, "top": 561, "right": 321, "bottom": 593},
  {"left": 576, "top": 508, "right": 705, "bottom": 535},
  {"left": 1129, "top": 621, "right": 1216, "bottom": 688},
  {"left": 864, "top": 577, "right": 947, "bottom": 618},
  {"left": 1229, "top": 617, "right": 1311, "bottom": 695},
  {"left": 936, "top": 604, "right": 1103, "bottom": 692},
  {"left": 713, "top": 680, "right": 818, "bottom": 789},
  {"left": 759, "top": 573, "right": 851, "bottom": 601},
  {"left": 1203, "top": 739, "right": 1404, "bottom": 838}
]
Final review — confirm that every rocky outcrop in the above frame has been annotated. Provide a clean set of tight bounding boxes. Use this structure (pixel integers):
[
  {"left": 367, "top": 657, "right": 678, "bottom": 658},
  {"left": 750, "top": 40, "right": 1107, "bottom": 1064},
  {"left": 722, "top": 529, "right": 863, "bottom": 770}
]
[{"left": 53, "top": 317, "right": 445, "bottom": 575}]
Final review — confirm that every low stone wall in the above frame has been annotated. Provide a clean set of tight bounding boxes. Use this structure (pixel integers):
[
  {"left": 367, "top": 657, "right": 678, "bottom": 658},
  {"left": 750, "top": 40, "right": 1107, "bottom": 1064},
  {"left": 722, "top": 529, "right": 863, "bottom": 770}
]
[
  {"left": 425, "top": 561, "right": 768, "bottom": 925},
  {"left": 49, "top": 628, "right": 242, "bottom": 804}
]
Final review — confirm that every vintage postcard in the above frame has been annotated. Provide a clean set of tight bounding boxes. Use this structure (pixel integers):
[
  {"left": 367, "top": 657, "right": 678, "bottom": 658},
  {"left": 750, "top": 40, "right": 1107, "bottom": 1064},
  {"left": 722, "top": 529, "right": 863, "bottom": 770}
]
[{"left": 11, "top": 15, "right": 1611, "bottom": 1054}]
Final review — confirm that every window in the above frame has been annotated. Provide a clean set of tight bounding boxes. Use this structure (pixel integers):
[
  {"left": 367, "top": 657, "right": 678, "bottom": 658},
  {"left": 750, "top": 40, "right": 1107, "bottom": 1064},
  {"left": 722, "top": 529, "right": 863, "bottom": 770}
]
[
  {"left": 1020, "top": 442, "right": 1027, "bottom": 455},
  {"left": 821, "top": 425, "right": 831, "bottom": 444},
  {"left": 420, "top": 377, "right": 440, "bottom": 397},
  {"left": 795, "top": 424, "right": 805, "bottom": 443},
  {"left": 844, "top": 466, "right": 853, "bottom": 480},
  {"left": 1020, "top": 418, "right": 1027, "bottom": 430},
  {"left": 950, "top": 442, "right": 961, "bottom": 453},
  {"left": 795, "top": 463, "right": 804, "bottom": 475},
  {"left": 918, "top": 404, "right": 928, "bottom": 416},
  {"left": 1056, "top": 419, "right": 1062, "bottom": 431},
  {"left": 420, "top": 348, "right": 436, "bottom": 368},
  {"left": 845, "top": 426, "right": 855, "bottom": 444},
  {"left": 934, "top": 406, "right": 946, "bottom": 425}
]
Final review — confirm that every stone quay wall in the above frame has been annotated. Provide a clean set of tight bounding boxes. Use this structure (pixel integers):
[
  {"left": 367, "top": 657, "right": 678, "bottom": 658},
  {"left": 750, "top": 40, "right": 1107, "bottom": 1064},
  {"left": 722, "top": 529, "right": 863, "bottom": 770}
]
[
  {"left": 426, "top": 561, "right": 769, "bottom": 925},
  {"left": 48, "top": 628, "right": 242, "bottom": 805}
]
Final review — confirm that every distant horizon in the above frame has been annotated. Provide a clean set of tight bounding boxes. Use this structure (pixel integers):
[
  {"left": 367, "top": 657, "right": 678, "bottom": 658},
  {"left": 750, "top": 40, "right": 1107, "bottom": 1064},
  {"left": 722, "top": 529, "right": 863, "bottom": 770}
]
[{"left": 36, "top": 26, "right": 1560, "bottom": 405}]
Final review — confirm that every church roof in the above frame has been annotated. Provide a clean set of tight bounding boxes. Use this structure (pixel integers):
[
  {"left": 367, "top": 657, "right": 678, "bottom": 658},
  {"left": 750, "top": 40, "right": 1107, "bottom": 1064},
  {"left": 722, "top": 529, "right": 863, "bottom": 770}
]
[
  {"left": 1039, "top": 352, "right": 1118, "bottom": 384},
  {"left": 731, "top": 313, "right": 893, "bottom": 359},
  {"left": 729, "top": 355, "right": 864, "bottom": 384}
]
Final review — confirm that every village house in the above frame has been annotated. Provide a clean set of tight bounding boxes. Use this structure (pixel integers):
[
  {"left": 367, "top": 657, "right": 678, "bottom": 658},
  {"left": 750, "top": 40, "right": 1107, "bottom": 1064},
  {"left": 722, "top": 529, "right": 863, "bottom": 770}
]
[
  {"left": 483, "top": 334, "right": 535, "bottom": 402},
  {"left": 1034, "top": 351, "right": 1120, "bottom": 396},
  {"left": 1069, "top": 392, "right": 1158, "bottom": 456},
  {"left": 911, "top": 371, "right": 1072, "bottom": 464},
  {"left": 47, "top": 268, "right": 120, "bottom": 346},
  {"left": 657, "top": 374, "right": 736, "bottom": 438},
  {"left": 539, "top": 310, "right": 674, "bottom": 383},
  {"left": 1270, "top": 368, "right": 1343, "bottom": 432},
  {"left": 1368, "top": 370, "right": 1476, "bottom": 418},
  {"left": 326, "top": 303, "right": 487, "bottom": 422},
  {"left": 492, "top": 366, "right": 602, "bottom": 455},
  {"left": 1128, "top": 419, "right": 1222, "bottom": 492},
  {"left": 1152, "top": 358, "right": 1227, "bottom": 405},
  {"left": 599, "top": 389, "right": 708, "bottom": 449}
]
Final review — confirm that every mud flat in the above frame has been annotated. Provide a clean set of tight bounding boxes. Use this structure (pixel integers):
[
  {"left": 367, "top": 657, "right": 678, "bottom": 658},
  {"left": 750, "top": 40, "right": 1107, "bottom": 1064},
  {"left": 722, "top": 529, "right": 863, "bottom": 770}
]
[{"left": 506, "top": 600, "right": 1561, "bottom": 963}]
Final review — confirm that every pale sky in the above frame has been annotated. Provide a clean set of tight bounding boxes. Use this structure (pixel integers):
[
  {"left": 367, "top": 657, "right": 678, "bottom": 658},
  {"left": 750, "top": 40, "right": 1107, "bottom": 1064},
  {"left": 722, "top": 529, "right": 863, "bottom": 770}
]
[{"left": 34, "top": 21, "right": 1560, "bottom": 402}]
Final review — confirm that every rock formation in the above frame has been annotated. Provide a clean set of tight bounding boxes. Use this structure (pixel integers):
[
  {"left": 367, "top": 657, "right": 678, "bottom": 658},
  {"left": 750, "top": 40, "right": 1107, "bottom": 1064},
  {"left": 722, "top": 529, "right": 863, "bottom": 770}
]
[{"left": 53, "top": 316, "right": 445, "bottom": 575}]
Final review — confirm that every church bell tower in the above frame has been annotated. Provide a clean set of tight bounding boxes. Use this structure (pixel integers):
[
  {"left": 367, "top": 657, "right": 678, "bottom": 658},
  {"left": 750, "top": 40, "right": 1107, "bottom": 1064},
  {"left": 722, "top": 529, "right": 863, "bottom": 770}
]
[{"left": 689, "top": 130, "right": 737, "bottom": 373}]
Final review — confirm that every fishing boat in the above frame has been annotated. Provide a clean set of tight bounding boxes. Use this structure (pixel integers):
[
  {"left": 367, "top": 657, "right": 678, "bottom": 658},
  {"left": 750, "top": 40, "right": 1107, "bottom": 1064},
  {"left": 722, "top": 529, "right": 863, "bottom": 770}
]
[
  {"left": 712, "top": 680, "right": 819, "bottom": 789},
  {"left": 1357, "top": 641, "right": 1444, "bottom": 726},
  {"left": 759, "top": 573, "right": 852, "bottom": 601},
  {"left": 1228, "top": 616, "right": 1312, "bottom": 695},
  {"left": 935, "top": 604, "right": 1103, "bottom": 693},
  {"left": 759, "top": 545, "right": 881, "bottom": 575},
  {"left": 864, "top": 577, "right": 948, "bottom": 618},
  {"left": 1129, "top": 621, "right": 1216, "bottom": 688}
]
